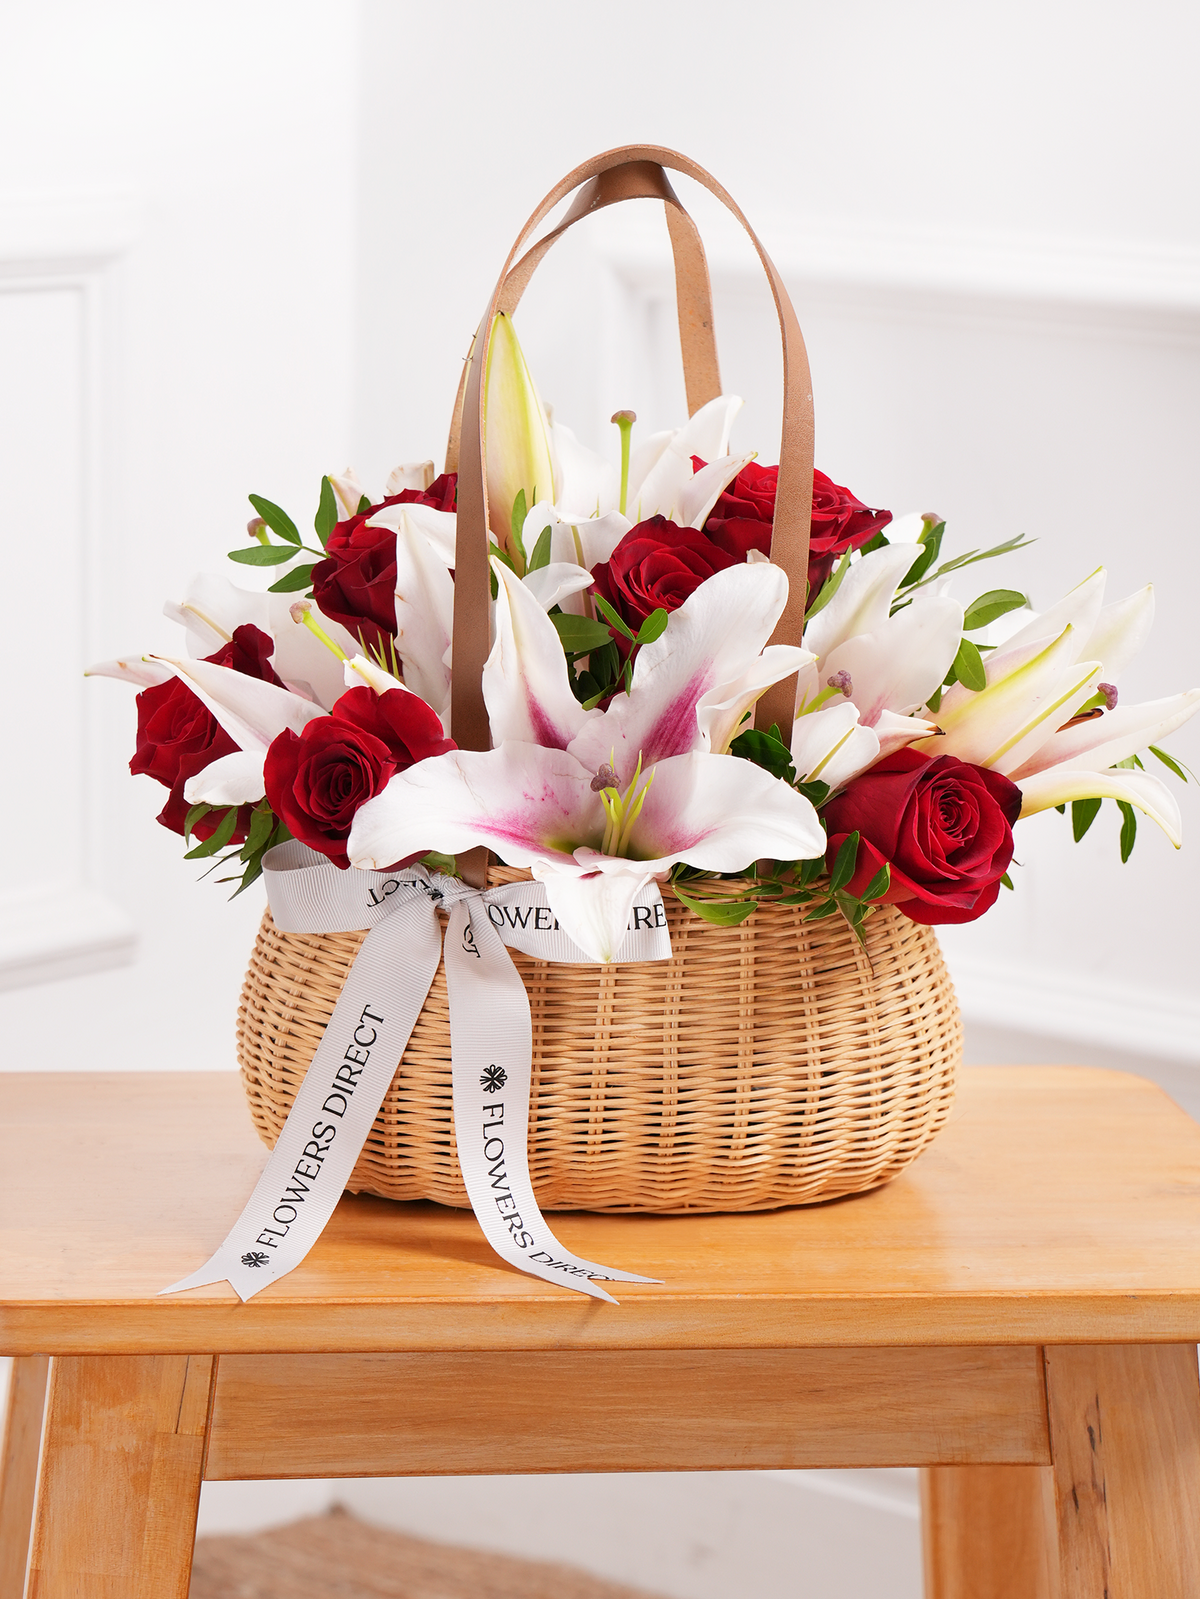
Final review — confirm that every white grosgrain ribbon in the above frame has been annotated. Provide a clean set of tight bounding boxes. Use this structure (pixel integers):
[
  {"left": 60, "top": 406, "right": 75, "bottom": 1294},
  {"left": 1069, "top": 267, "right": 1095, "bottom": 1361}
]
[{"left": 161, "top": 841, "right": 668, "bottom": 1304}]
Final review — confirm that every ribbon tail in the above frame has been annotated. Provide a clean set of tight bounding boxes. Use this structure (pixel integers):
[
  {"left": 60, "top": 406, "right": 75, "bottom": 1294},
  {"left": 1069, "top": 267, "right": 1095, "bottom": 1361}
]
[
  {"left": 444, "top": 901, "right": 661, "bottom": 1301},
  {"left": 159, "top": 894, "right": 444, "bottom": 1301}
]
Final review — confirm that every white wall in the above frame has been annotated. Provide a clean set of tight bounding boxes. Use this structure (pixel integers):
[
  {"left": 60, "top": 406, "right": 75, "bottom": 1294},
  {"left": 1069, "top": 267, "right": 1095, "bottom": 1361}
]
[{"left": 3, "top": 3, "right": 1199, "bottom": 1596}]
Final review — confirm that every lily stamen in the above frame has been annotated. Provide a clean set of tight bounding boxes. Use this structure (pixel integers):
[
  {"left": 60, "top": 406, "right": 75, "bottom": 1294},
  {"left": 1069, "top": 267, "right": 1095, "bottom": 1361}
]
[{"left": 290, "top": 600, "right": 349, "bottom": 663}]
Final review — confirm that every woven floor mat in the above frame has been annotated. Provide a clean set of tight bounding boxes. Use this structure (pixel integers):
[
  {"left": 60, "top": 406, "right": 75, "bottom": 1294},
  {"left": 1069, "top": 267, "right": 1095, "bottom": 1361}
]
[{"left": 189, "top": 1506, "right": 670, "bottom": 1599}]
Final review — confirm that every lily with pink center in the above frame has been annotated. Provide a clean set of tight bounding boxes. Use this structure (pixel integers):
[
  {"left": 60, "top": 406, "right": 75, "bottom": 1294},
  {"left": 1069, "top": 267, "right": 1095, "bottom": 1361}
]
[{"left": 348, "top": 561, "right": 826, "bottom": 961}]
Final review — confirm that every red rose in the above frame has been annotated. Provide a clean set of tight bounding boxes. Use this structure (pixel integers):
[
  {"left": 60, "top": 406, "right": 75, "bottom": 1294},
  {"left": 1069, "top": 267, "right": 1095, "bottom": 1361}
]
[
  {"left": 591, "top": 515, "right": 739, "bottom": 634},
  {"left": 821, "top": 748, "right": 1022, "bottom": 925},
  {"left": 701, "top": 461, "right": 892, "bottom": 600},
  {"left": 264, "top": 685, "right": 454, "bottom": 868},
  {"left": 130, "top": 624, "right": 283, "bottom": 844},
  {"left": 311, "top": 473, "right": 457, "bottom": 656}
]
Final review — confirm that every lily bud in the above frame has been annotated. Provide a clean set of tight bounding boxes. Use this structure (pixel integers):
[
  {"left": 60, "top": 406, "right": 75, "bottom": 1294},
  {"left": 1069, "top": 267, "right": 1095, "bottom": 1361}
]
[{"left": 484, "top": 313, "right": 558, "bottom": 552}]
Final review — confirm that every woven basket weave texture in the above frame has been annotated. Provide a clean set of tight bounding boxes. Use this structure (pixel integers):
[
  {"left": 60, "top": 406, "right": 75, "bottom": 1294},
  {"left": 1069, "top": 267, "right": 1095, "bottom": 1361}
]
[{"left": 237, "top": 867, "right": 961, "bottom": 1212}]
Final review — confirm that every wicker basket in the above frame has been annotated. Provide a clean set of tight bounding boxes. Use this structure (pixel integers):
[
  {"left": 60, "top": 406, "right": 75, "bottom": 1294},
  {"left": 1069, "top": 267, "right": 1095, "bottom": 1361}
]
[
  {"left": 237, "top": 866, "right": 961, "bottom": 1213},
  {"left": 236, "top": 147, "right": 965, "bottom": 1213}
]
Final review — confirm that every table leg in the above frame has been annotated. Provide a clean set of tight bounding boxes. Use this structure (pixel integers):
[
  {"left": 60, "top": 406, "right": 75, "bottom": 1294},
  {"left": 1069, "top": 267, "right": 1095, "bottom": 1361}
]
[
  {"left": 1045, "top": 1343, "right": 1200, "bottom": 1599},
  {"left": 25, "top": 1355, "right": 216, "bottom": 1599},
  {"left": 0, "top": 1356, "right": 50, "bottom": 1599},
  {"left": 920, "top": 1464, "right": 1058, "bottom": 1598}
]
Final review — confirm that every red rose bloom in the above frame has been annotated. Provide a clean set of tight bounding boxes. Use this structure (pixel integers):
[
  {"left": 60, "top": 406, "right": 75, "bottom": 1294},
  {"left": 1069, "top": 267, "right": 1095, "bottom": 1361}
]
[
  {"left": 821, "top": 748, "right": 1022, "bottom": 925},
  {"left": 701, "top": 460, "right": 892, "bottom": 600},
  {"left": 591, "top": 515, "right": 739, "bottom": 634},
  {"left": 311, "top": 473, "right": 457, "bottom": 655},
  {"left": 130, "top": 624, "right": 283, "bottom": 844},
  {"left": 264, "top": 686, "right": 454, "bottom": 869}
]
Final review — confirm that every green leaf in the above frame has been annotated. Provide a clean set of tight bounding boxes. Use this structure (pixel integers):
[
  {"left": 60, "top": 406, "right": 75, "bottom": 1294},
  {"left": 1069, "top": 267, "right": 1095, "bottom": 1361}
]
[
  {"left": 183, "top": 801, "right": 212, "bottom": 844},
  {"left": 862, "top": 862, "right": 891, "bottom": 901},
  {"left": 357, "top": 494, "right": 372, "bottom": 514},
  {"left": 1149, "top": 744, "right": 1191, "bottom": 783},
  {"left": 238, "top": 804, "right": 277, "bottom": 862},
  {"left": 672, "top": 885, "right": 758, "bottom": 926},
  {"left": 962, "top": 589, "right": 1029, "bottom": 631},
  {"left": 805, "top": 549, "right": 852, "bottom": 619},
  {"left": 248, "top": 493, "right": 301, "bottom": 546},
  {"left": 510, "top": 489, "right": 528, "bottom": 570},
  {"left": 926, "top": 685, "right": 943, "bottom": 714},
  {"left": 729, "top": 726, "right": 797, "bottom": 784},
  {"left": 903, "top": 533, "right": 1036, "bottom": 593},
  {"left": 1118, "top": 800, "right": 1138, "bottom": 863},
  {"left": 1071, "top": 796, "right": 1103, "bottom": 842},
  {"left": 802, "top": 898, "right": 841, "bottom": 922},
  {"left": 900, "top": 521, "right": 945, "bottom": 587},
  {"left": 183, "top": 805, "right": 239, "bottom": 860},
  {"left": 796, "top": 778, "right": 832, "bottom": 808},
  {"left": 636, "top": 608, "right": 669, "bottom": 645},
  {"left": 1000, "top": 872, "right": 1014, "bottom": 890},
  {"left": 550, "top": 613, "right": 615, "bottom": 654},
  {"left": 267, "top": 562, "right": 317, "bottom": 594},
  {"left": 1055, "top": 804, "right": 1066, "bottom": 814},
  {"left": 527, "top": 524, "right": 552, "bottom": 573},
  {"left": 951, "top": 636, "right": 987, "bottom": 693},
  {"left": 228, "top": 543, "right": 302, "bottom": 567},
  {"left": 314, "top": 476, "right": 337, "bottom": 545},
  {"left": 592, "top": 593, "right": 637, "bottom": 642},
  {"left": 829, "top": 831, "right": 860, "bottom": 894},
  {"left": 859, "top": 529, "right": 890, "bottom": 555}
]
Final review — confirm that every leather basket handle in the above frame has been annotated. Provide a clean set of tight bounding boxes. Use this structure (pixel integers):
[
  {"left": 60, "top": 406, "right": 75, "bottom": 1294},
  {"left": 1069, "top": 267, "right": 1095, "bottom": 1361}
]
[
  {"left": 452, "top": 147, "right": 815, "bottom": 881},
  {"left": 446, "top": 160, "right": 722, "bottom": 473}
]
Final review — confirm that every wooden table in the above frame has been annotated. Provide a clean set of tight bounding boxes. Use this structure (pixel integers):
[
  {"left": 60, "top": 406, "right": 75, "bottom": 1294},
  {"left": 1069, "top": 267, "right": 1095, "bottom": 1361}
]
[{"left": 2, "top": 1067, "right": 1200, "bottom": 1598}]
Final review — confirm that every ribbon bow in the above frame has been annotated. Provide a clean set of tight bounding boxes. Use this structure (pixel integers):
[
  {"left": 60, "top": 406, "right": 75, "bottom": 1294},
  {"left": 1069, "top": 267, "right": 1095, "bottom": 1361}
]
[{"left": 162, "top": 841, "right": 668, "bottom": 1303}]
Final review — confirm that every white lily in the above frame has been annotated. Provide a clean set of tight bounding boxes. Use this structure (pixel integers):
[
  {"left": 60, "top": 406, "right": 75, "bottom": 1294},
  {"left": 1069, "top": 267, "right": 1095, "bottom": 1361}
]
[
  {"left": 799, "top": 543, "right": 964, "bottom": 728},
  {"left": 914, "top": 569, "right": 1199, "bottom": 842},
  {"left": 141, "top": 652, "right": 329, "bottom": 808},
  {"left": 160, "top": 572, "right": 359, "bottom": 711},
  {"left": 789, "top": 701, "right": 941, "bottom": 792},
  {"left": 349, "top": 561, "right": 824, "bottom": 961}
]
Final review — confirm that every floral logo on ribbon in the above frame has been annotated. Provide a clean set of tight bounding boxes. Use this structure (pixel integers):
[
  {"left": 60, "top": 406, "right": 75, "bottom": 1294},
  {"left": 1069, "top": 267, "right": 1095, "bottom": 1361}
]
[
  {"left": 480, "top": 1064, "right": 507, "bottom": 1093},
  {"left": 240, "top": 1251, "right": 271, "bottom": 1268}
]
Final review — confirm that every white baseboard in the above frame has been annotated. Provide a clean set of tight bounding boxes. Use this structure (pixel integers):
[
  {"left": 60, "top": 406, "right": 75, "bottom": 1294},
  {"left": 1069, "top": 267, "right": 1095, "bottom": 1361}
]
[{"left": 946, "top": 952, "right": 1200, "bottom": 1066}]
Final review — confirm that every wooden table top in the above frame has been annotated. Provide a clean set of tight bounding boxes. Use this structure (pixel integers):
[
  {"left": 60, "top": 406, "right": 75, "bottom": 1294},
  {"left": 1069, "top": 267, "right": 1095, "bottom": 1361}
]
[{"left": 3, "top": 1067, "right": 1200, "bottom": 1355}]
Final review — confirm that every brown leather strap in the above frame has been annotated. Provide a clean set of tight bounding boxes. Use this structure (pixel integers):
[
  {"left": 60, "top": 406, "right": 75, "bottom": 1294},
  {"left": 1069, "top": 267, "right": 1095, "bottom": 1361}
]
[
  {"left": 444, "top": 163, "right": 721, "bottom": 476},
  {"left": 452, "top": 148, "right": 815, "bottom": 876}
]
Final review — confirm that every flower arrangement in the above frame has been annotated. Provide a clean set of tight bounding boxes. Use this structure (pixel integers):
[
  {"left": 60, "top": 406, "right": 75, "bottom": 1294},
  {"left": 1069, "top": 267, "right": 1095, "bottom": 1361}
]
[{"left": 90, "top": 314, "right": 1199, "bottom": 963}]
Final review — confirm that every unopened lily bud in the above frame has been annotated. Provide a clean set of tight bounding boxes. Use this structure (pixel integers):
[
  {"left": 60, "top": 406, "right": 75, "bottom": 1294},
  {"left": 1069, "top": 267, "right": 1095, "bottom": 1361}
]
[
  {"left": 826, "top": 670, "right": 853, "bottom": 697},
  {"left": 1098, "top": 682, "right": 1119, "bottom": 710}
]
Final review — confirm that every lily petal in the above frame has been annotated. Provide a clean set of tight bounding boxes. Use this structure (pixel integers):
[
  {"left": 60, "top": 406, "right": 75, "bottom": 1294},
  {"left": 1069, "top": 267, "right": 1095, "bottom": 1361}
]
[
  {"left": 803, "top": 544, "right": 919, "bottom": 662},
  {"left": 182, "top": 750, "right": 266, "bottom": 806},
  {"left": 149, "top": 655, "right": 327, "bottom": 754},
  {"left": 550, "top": 423, "right": 619, "bottom": 519},
  {"left": 617, "top": 750, "right": 825, "bottom": 870},
  {"left": 393, "top": 512, "right": 455, "bottom": 714},
  {"left": 999, "top": 567, "right": 1107, "bottom": 662},
  {"left": 696, "top": 644, "right": 814, "bottom": 756},
  {"left": 343, "top": 654, "right": 405, "bottom": 695},
  {"left": 917, "top": 625, "right": 1100, "bottom": 773},
  {"left": 364, "top": 500, "right": 457, "bottom": 568},
  {"left": 568, "top": 562, "right": 794, "bottom": 781},
  {"left": 678, "top": 452, "right": 756, "bottom": 529},
  {"left": 1016, "top": 766, "right": 1184, "bottom": 846},
  {"left": 821, "top": 592, "right": 964, "bottom": 725},
  {"left": 1010, "top": 689, "right": 1200, "bottom": 779},
  {"left": 629, "top": 396, "right": 744, "bottom": 522},
  {"left": 520, "top": 561, "right": 594, "bottom": 613},
  {"left": 532, "top": 864, "right": 652, "bottom": 964},
  {"left": 874, "top": 708, "right": 943, "bottom": 760},
  {"left": 484, "top": 560, "right": 589, "bottom": 750},
  {"left": 349, "top": 743, "right": 603, "bottom": 871},
  {"left": 1077, "top": 584, "right": 1154, "bottom": 682},
  {"left": 384, "top": 461, "right": 435, "bottom": 495},
  {"left": 791, "top": 700, "right": 881, "bottom": 789},
  {"left": 85, "top": 656, "right": 174, "bottom": 689},
  {"left": 329, "top": 469, "right": 367, "bottom": 521}
]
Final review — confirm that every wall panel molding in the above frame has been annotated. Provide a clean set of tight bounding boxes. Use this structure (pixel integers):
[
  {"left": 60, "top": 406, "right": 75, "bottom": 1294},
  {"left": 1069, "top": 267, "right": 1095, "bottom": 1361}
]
[{"left": 0, "top": 192, "right": 143, "bottom": 988}]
